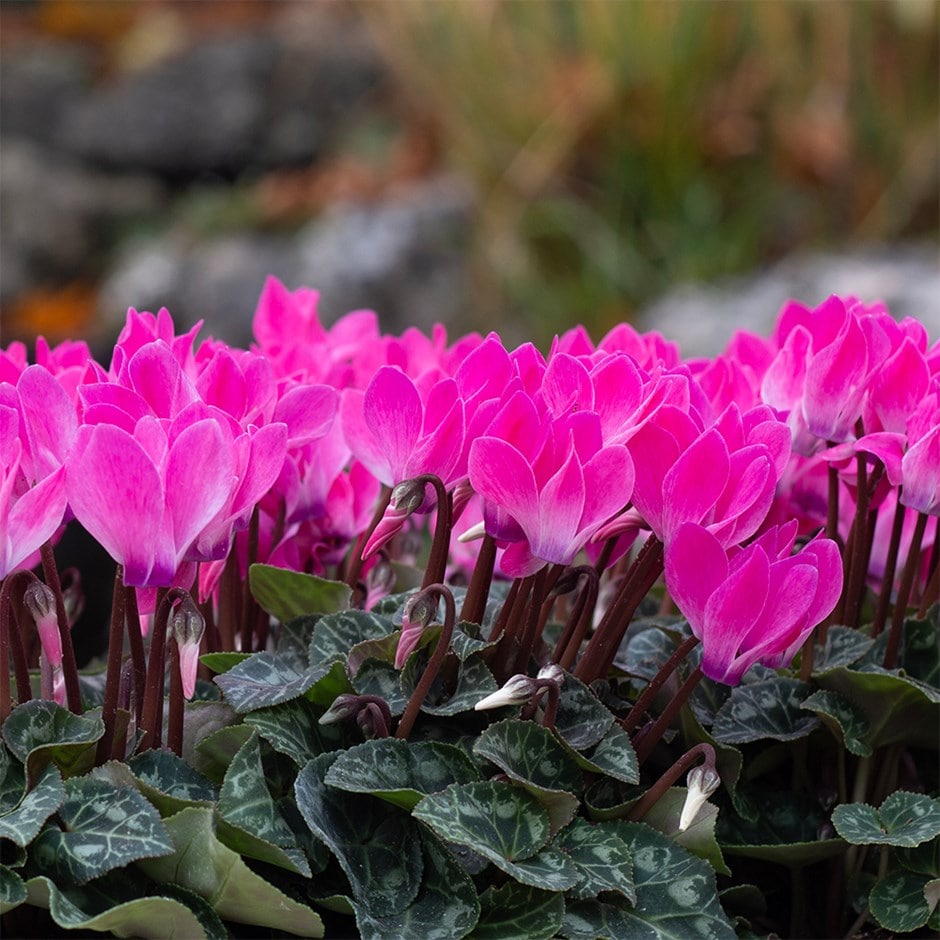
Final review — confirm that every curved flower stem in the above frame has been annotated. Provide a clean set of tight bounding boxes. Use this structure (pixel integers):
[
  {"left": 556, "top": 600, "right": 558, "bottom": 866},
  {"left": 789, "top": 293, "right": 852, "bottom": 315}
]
[
  {"left": 872, "top": 492, "right": 906, "bottom": 637},
  {"left": 395, "top": 584, "right": 456, "bottom": 740},
  {"left": 418, "top": 475, "right": 451, "bottom": 591},
  {"left": 96, "top": 568, "right": 127, "bottom": 763},
  {"left": 138, "top": 588, "right": 188, "bottom": 752},
  {"left": 626, "top": 742, "right": 716, "bottom": 822},
  {"left": 552, "top": 566, "right": 599, "bottom": 669},
  {"left": 633, "top": 666, "right": 703, "bottom": 765},
  {"left": 520, "top": 680, "right": 561, "bottom": 730},
  {"left": 0, "top": 572, "right": 38, "bottom": 723},
  {"left": 459, "top": 533, "right": 496, "bottom": 627},
  {"left": 621, "top": 634, "right": 700, "bottom": 733},
  {"left": 166, "top": 640, "right": 185, "bottom": 757},
  {"left": 884, "top": 511, "right": 928, "bottom": 669},
  {"left": 39, "top": 541, "right": 81, "bottom": 713},
  {"left": 346, "top": 485, "right": 391, "bottom": 591}
]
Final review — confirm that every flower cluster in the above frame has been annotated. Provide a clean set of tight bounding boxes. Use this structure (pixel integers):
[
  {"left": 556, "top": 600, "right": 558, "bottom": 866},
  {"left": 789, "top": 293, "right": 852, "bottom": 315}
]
[{"left": 2, "top": 281, "right": 938, "bottom": 702}]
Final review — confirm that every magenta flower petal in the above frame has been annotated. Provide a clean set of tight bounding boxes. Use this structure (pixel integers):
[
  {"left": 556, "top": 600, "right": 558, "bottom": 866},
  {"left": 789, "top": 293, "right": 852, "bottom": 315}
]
[
  {"left": 536, "top": 445, "right": 585, "bottom": 562},
  {"left": 274, "top": 384, "right": 338, "bottom": 447},
  {"left": 662, "top": 427, "right": 729, "bottom": 541},
  {"left": 67, "top": 424, "right": 169, "bottom": 586},
  {"left": 469, "top": 436, "right": 540, "bottom": 540},
  {"left": 665, "top": 523, "right": 728, "bottom": 634},
  {"left": 901, "top": 425, "right": 940, "bottom": 516},
  {"left": 2, "top": 463, "right": 68, "bottom": 579}
]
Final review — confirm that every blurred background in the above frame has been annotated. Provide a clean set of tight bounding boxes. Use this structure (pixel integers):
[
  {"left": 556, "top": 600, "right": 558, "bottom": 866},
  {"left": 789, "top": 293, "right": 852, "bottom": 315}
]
[{"left": 1, "top": 0, "right": 938, "bottom": 359}]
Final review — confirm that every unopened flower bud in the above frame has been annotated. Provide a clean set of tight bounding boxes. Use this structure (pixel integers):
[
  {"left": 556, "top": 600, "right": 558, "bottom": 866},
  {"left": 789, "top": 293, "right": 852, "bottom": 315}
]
[
  {"left": 391, "top": 478, "right": 431, "bottom": 515},
  {"left": 319, "top": 693, "right": 363, "bottom": 725},
  {"left": 395, "top": 589, "right": 440, "bottom": 669},
  {"left": 474, "top": 674, "right": 538, "bottom": 711},
  {"left": 24, "top": 581, "right": 62, "bottom": 668},
  {"left": 356, "top": 702, "right": 390, "bottom": 739},
  {"left": 679, "top": 765, "right": 721, "bottom": 832},
  {"left": 171, "top": 596, "right": 205, "bottom": 700},
  {"left": 537, "top": 663, "right": 565, "bottom": 686}
]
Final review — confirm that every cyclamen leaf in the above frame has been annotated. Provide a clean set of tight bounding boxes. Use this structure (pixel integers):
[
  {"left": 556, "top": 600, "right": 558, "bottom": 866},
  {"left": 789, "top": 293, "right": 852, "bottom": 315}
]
[
  {"left": 869, "top": 869, "right": 937, "bottom": 934},
  {"left": 400, "top": 653, "right": 498, "bottom": 716},
  {"left": 562, "top": 898, "right": 657, "bottom": 940},
  {"left": 249, "top": 563, "right": 351, "bottom": 622},
  {"left": 712, "top": 678, "right": 819, "bottom": 744},
  {"left": 1, "top": 864, "right": 27, "bottom": 914},
  {"left": 473, "top": 720, "right": 581, "bottom": 835},
  {"left": 815, "top": 665, "right": 940, "bottom": 749},
  {"left": 608, "top": 821, "right": 737, "bottom": 939},
  {"left": 325, "top": 738, "right": 481, "bottom": 810},
  {"left": 474, "top": 883, "right": 565, "bottom": 940},
  {"left": 637, "top": 787, "right": 730, "bottom": 876},
  {"left": 575, "top": 722, "right": 640, "bottom": 785},
  {"left": 23, "top": 874, "right": 222, "bottom": 939},
  {"left": 0, "top": 763, "right": 64, "bottom": 847},
  {"left": 412, "top": 781, "right": 579, "bottom": 890},
  {"left": 552, "top": 674, "right": 614, "bottom": 751},
  {"left": 353, "top": 830, "right": 480, "bottom": 940},
  {"left": 213, "top": 652, "right": 341, "bottom": 713},
  {"left": 193, "top": 723, "right": 255, "bottom": 783},
  {"left": 1, "top": 700, "right": 104, "bottom": 781},
  {"left": 219, "top": 732, "right": 295, "bottom": 848},
  {"left": 245, "top": 697, "right": 347, "bottom": 766},
  {"left": 309, "top": 610, "right": 396, "bottom": 665},
  {"left": 832, "top": 791, "right": 940, "bottom": 848},
  {"left": 137, "top": 806, "right": 323, "bottom": 935},
  {"left": 555, "top": 818, "right": 637, "bottom": 902},
  {"left": 128, "top": 749, "right": 218, "bottom": 804},
  {"left": 801, "top": 690, "right": 872, "bottom": 756},
  {"left": 295, "top": 753, "right": 424, "bottom": 919},
  {"left": 32, "top": 777, "right": 172, "bottom": 884},
  {"left": 351, "top": 659, "right": 410, "bottom": 715},
  {"left": 812, "top": 625, "right": 875, "bottom": 673}
]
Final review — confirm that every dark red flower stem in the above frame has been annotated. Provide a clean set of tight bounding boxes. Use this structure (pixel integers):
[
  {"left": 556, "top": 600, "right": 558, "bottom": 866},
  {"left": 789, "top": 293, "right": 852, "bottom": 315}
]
[
  {"left": 459, "top": 532, "right": 496, "bottom": 626},
  {"left": 520, "top": 680, "right": 561, "bottom": 730},
  {"left": 508, "top": 564, "right": 551, "bottom": 675},
  {"left": 346, "top": 485, "right": 391, "bottom": 591},
  {"left": 884, "top": 511, "right": 928, "bottom": 670},
  {"left": 166, "top": 640, "right": 185, "bottom": 757},
  {"left": 488, "top": 577, "right": 523, "bottom": 642},
  {"left": 138, "top": 587, "right": 188, "bottom": 751},
  {"left": 627, "top": 742, "right": 716, "bottom": 822},
  {"left": 240, "top": 505, "right": 261, "bottom": 653},
  {"left": 96, "top": 568, "right": 126, "bottom": 763},
  {"left": 418, "top": 475, "right": 452, "bottom": 590},
  {"left": 395, "top": 584, "right": 456, "bottom": 740},
  {"left": 0, "top": 572, "right": 39, "bottom": 723},
  {"left": 552, "top": 566, "right": 599, "bottom": 670},
  {"left": 872, "top": 491, "right": 906, "bottom": 637},
  {"left": 633, "top": 666, "right": 703, "bottom": 765},
  {"left": 575, "top": 533, "right": 664, "bottom": 684},
  {"left": 39, "top": 541, "right": 81, "bottom": 713},
  {"left": 621, "top": 634, "right": 700, "bottom": 733},
  {"left": 124, "top": 584, "right": 146, "bottom": 724},
  {"left": 917, "top": 517, "right": 939, "bottom": 618}
]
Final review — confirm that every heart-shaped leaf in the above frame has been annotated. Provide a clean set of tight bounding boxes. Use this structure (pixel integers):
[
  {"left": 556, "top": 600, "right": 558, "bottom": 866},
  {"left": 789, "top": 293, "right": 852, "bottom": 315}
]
[
  {"left": 295, "top": 753, "right": 424, "bottom": 918},
  {"left": 832, "top": 791, "right": 940, "bottom": 847},
  {"left": 400, "top": 653, "right": 498, "bottom": 716},
  {"left": 138, "top": 806, "right": 323, "bottom": 935},
  {"left": 812, "top": 626, "right": 876, "bottom": 673},
  {"left": 1, "top": 700, "right": 103, "bottom": 782},
  {"left": 413, "top": 781, "right": 578, "bottom": 890},
  {"left": 800, "top": 690, "right": 872, "bottom": 756},
  {"left": 249, "top": 563, "right": 351, "bottom": 622},
  {"left": 309, "top": 610, "right": 396, "bottom": 666},
  {"left": 129, "top": 750, "right": 218, "bottom": 804},
  {"left": 214, "top": 652, "right": 343, "bottom": 713},
  {"left": 1, "top": 864, "right": 26, "bottom": 914},
  {"left": 474, "top": 720, "right": 581, "bottom": 834},
  {"left": 325, "top": 738, "right": 481, "bottom": 810},
  {"left": 712, "top": 678, "right": 819, "bottom": 744},
  {"left": 552, "top": 675, "right": 614, "bottom": 751},
  {"left": 352, "top": 830, "right": 480, "bottom": 940},
  {"left": 474, "top": 883, "right": 564, "bottom": 940},
  {"left": 869, "top": 869, "right": 937, "bottom": 934},
  {"left": 0, "top": 763, "right": 64, "bottom": 847},
  {"left": 32, "top": 777, "right": 172, "bottom": 884},
  {"left": 555, "top": 818, "right": 636, "bottom": 902},
  {"left": 245, "top": 697, "right": 346, "bottom": 766}
]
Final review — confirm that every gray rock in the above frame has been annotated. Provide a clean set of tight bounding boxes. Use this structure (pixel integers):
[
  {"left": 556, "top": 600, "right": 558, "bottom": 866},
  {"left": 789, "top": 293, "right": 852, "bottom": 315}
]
[
  {"left": 640, "top": 246, "right": 940, "bottom": 359},
  {"left": 58, "top": 35, "right": 281, "bottom": 177},
  {"left": 96, "top": 176, "right": 474, "bottom": 345},
  {"left": 0, "top": 39, "right": 94, "bottom": 147},
  {"left": 0, "top": 137, "right": 165, "bottom": 305}
]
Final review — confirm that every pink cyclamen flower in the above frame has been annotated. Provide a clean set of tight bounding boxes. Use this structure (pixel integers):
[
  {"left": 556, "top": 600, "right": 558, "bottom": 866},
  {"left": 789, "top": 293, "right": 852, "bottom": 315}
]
[
  {"left": 67, "top": 414, "right": 236, "bottom": 587},
  {"left": 469, "top": 395, "right": 634, "bottom": 578},
  {"left": 665, "top": 521, "right": 842, "bottom": 685}
]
